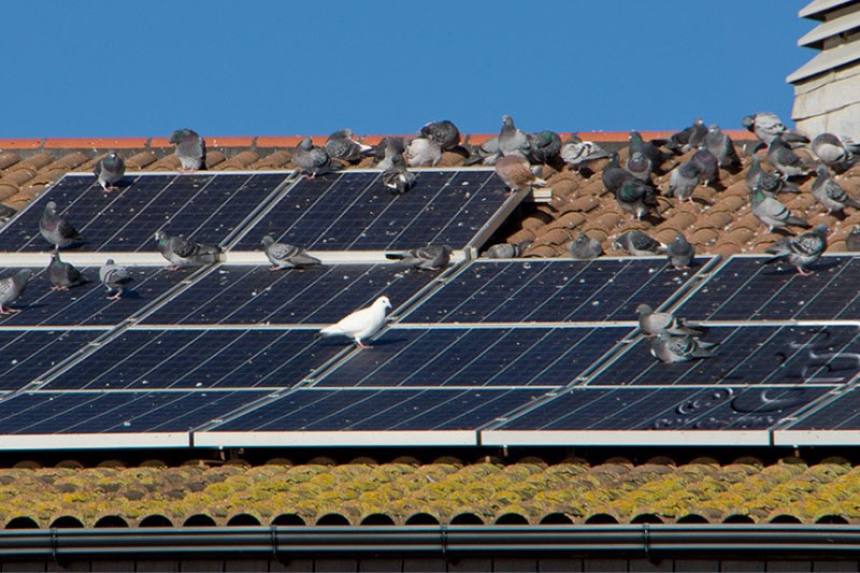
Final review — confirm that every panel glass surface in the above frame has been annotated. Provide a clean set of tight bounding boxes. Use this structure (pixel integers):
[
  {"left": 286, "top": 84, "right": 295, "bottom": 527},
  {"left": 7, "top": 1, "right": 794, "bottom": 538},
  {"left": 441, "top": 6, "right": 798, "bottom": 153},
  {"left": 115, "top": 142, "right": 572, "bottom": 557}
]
[
  {"left": 0, "top": 330, "right": 99, "bottom": 390},
  {"left": 784, "top": 388, "right": 860, "bottom": 430}
]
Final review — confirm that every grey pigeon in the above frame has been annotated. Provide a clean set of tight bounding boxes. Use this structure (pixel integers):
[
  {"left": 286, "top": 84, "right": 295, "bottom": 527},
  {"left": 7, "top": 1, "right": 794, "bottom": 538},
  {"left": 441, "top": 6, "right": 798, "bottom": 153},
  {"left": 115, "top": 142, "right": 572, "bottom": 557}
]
[
  {"left": 495, "top": 155, "right": 547, "bottom": 192},
  {"left": 742, "top": 112, "right": 809, "bottom": 147},
  {"left": 616, "top": 179, "right": 658, "bottom": 220},
  {"left": 375, "top": 137, "right": 407, "bottom": 170},
  {"left": 486, "top": 242, "right": 528, "bottom": 258},
  {"left": 560, "top": 136, "right": 609, "bottom": 170},
  {"left": 381, "top": 153, "right": 417, "bottom": 195},
  {"left": 602, "top": 152, "right": 635, "bottom": 194},
  {"left": 812, "top": 133, "right": 857, "bottom": 173},
  {"left": 625, "top": 151, "right": 653, "bottom": 182},
  {"left": 462, "top": 135, "right": 501, "bottom": 166},
  {"left": 746, "top": 155, "right": 798, "bottom": 196},
  {"left": 261, "top": 235, "right": 321, "bottom": 271},
  {"left": 691, "top": 148, "right": 719, "bottom": 186},
  {"left": 650, "top": 331, "right": 718, "bottom": 363},
  {"left": 764, "top": 224, "right": 828, "bottom": 276},
  {"left": 612, "top": 230, "right": 665, "bottom": 256},
  {"left": 404, "top": 137, "right": 442, "bottom": 167},
  {"left": 93, "top": 150, "right": 125, "bottom": 192},
  {"left": 292, "top": 137, "right": 339, "bottom": 177},
  {"left": 385, "top": 245, "right": 452, "bottom": 271},
  {"left": 636, "top": 304, "right": 703, "bottom": 337},
  {"left": 325, "top": 129, "right": 372, "bottom": 163},
  {"left": 418, "top": 120, "right": 460, "bottom": 151},
  {"left": 666, "top": 232, "right": 695, "bottom": 269},
  {"left": 667, "top": 160, "right": 702, "bottom": 203},
  {"left": 527, "top": 131, "right": 562, "bottom": 165},
  {"left": 154, "top": 230, "right": 222, "bottom": 270},
  {"left": 498, "top": 115, "right": 531, "bottom": 158},
  {"left": 750, "top": 187, "right": 810, "bottom": 232},
  {"left": 319, "top": 296, "right": 392, "bottom": 348},
  {"left": 168, "top": 128, "right": 205, "bottom": 171},
  {"left": 846, "top": 225, "right": 860, "bottom": 252},
  {"left": 0, "top": 269, "right": 31, "bottom": 314},
  {"left": 99, "top": 259, "right": 134, "bottom": 300},
  {"left": 39, "top": 201, "right": 81, "bottom": 249},
  {"left": 767, "top": 136, "right": 813, "bottom": 179},
  {"left": 666, "top": 118, "right": 707, "bottom": 153},
  {"left": 47, "top": 250, "right": 85, "bottom": 291},
  {"left": 703, "top": 124, "right": 742, "bottom": 171},
  {"left": 812, "top": 165, "right": 860, "bottom": 215},
  {"left": 629, "top": 131, "right": 672, "bottom": 172},
  {"left": 568, "top": 232, "right": 603, "bottom": 260}
]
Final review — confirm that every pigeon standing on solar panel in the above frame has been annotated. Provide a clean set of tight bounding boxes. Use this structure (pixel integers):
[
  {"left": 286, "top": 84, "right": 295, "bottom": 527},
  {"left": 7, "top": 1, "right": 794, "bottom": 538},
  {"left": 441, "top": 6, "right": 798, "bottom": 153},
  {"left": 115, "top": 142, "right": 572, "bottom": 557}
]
[
  {"left": 636, "top": 304, "right": 703, "bottom": 337},
  {"left": 665, "top": 118, "right": 707, "bottom": 154},
  {"left": 0, "top": 269, "right": 31, "bottom": 314},
  {"left": 811, "top": 133, "right": 858, "bottom": 173},
  {"left": 418, "top": 120, "right": 461, "bottom": 151},
  {"left": 404, "top": 137, "right": 442, "bottom": 167},
  {"left": 39, "top": 201, "right": 82, "bottom": 249},
  {"left": 650, "top": 331, "right": 718, "bottom": 363},
  {"left": 568, "top": 232, "right": 603, "bottom": 260},
  {"left": 763, "top": 224, "right": 828, "bottom": 276},
  {"left": 742, "top": 112, "right": 809, "bottom": 147},
  {"left": 319, "top": 295, "right": 392, "bottom": 348},
  {"left": 615, "top": 179, "right": 658, "bottom": 220},
  {"left": 154, "top": 231, "right": 222, "bottom": 270},
  {"left": 260, "top": 235, "right": 321, "bottom": 271},
  {"left": 93, "top": 150, "right": 125, "bottom": 192},
  {"left": 168, "top": 128, "right": 206, "bottom": 172},
  {"left": 499, "top": 115, "right": 531, "bottom": 158},
  {"left": 292, "top": 137, "right": 339, "bottom": 178},
  {"left": 703, "top": 124, "right": 742, "bottom": 171},
  {"left": 47, "top": 250, "right": 85, "bottom": 291},
  {"left": 381, "top": 153, "right": 417, "bottom": 195},
  {"left": 666, "top": 232, "right": 695, "bottom": 269},
  {"left": 385, "top": 245, "right": 452, "bottom": 271},
  {"left": 494, "top": 155, "right": 547, "bottom": 192},
  {"left": 750, "top": 187, "right": 810, "bottom": 232},
  {"left": 767, "top": 136, "right": 814, "bottom": 179},
  {"left": 99, "top": 259, "right": 134, "bottom": 300},
  {"left": 612, "top": 230, "right": 666, "bottom": 256},
  {"left": 325, "top": 129, "right": 372, "bottom": 163},
  {"left": 812, "top": 166, "right": 860, "bottom": 215},
  {"left": 667, "top": 160, "right": 702, "bottom": 203}
]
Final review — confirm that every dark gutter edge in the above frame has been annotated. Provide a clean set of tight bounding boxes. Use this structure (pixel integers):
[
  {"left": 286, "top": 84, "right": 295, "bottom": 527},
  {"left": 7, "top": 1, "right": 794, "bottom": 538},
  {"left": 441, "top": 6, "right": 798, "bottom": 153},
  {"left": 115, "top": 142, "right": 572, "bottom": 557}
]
[{"left": 2, "top": 525, "right": 860, "bottom": 559}]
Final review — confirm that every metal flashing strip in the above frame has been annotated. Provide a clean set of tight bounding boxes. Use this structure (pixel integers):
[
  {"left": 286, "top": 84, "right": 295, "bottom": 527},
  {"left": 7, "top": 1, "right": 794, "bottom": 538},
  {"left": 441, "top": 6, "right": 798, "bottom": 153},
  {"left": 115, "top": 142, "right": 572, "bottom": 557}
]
[
  {"left": 0, "top": 432, "right": 190, "bottom": 450},
  {"left": 480, "top": 429, "right": 771, "bottom": 446},
  {"left": 773, "top": 429, "right": 860, "bottom": 445},
  {"left": 193, "top": 430, "right": 478, "bottom": 447}
]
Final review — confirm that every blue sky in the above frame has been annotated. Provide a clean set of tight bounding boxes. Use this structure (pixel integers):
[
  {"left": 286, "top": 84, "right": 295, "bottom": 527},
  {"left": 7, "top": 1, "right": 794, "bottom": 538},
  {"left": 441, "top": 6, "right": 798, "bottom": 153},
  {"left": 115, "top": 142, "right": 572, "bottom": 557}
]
[{"left": 5, "top": 1, "right": 812, "bottom": 138}]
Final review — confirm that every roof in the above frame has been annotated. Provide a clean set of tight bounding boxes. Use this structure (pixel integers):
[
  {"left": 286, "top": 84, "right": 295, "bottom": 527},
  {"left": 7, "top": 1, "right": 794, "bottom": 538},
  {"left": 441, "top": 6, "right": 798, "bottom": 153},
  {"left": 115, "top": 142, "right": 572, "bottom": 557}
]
[
  {"left": 800, "top": 0, "right": 858, "bottom": 20},
  {"left": 787, "top": 39, "right": 860, "bottom": 83},
  {"left": 798, "top": 7, "right": 860, "bottom": 47}
]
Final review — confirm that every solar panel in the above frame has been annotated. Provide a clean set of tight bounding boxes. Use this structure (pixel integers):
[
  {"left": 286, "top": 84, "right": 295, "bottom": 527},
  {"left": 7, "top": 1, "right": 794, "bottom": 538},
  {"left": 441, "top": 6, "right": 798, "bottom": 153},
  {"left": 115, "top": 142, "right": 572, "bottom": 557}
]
[
  {"left": 674, "top": 256, "right": 858, "bottom": 321},
  {"left": 141, "top": 264, "right": 435, "bottom": 325},
  {"left": 401, "top": 258, "right": 705, "bottom": 324},
  {"left": 0, "top": 330, "right": 99, "bottom": 390},
  {"left": 231, "top": 170, "right": 515, "bottom": 251},
  {"left": 588, "top": 325, "right": 860, "bottom": 387},
  {"left": 0, "top": 173, "right": 290, "bottom": 252},
  {"left": 314, "top": 326, "right": 628, "bottom": 388},
  {"left": 779, "top": 388, "right": 860, "bottom": 430}
]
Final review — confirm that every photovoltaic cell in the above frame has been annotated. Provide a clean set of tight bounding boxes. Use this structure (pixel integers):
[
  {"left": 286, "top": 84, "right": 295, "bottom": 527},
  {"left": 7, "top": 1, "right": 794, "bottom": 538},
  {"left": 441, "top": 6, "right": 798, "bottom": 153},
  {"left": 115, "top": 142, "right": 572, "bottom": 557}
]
[
  {"left": 496, "top": 385, "right": 830, "bottom": 431},
  {"left": 0, "top": 173, "right": 289, "bottom": 252},
  {"left": 784, "top": 388, "right": 860, "bottom": 430},
  {"left": 0, "top": 330, "right": 99, "bottom": 390},
  {"left": 209, "top": 388, "right": 547, "bottom": 432},
  {"left": 588, "top": 326, "right": 860, "bottom": 387},
  {"left": 44, "top": 329, "right": 346, "bottom": 391},
  {"left": 142, "top": 264, "right": 434, "bottom": 325},
  {"left": 401, "top": 259, "right": 700, "bottom": 324},
  {"left": 232, "top": 170, "right": 512, "bottom": 251},
  {"left": 315, "top": 326, "right": 629, "bottom": 388}
]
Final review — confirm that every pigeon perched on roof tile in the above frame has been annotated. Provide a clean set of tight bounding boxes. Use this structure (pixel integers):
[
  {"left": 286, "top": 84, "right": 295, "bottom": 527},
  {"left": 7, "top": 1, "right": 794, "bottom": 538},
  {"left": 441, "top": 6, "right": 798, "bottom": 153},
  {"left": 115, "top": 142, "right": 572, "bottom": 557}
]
[
  {"left": 569, "top": 232, "right": 603, "bottom": 260},
  {"left": 374, "top": 137, "right": 407, "bottom": 170},
  {"left": 629, "top": 131, "right": 672, "bottom": 172},
  {"left": 616, "top": 179, "right": 658, "bottom": 220},
  {"left": 405, "top": 137, "right": 442, "bottom": 167},
  {"left": 325, "top": 129, "right": 372, "bottom": 163},
  {"left": 168, "top": 128, "right": 206, "bottom": 172},
  {"left": 261, "top": 235, "right": 321, "bottom": 271},
  {"left": 39, "top": 201, "right": 81, "bottom": 249},
  {"left": 691, "top": 148, "right": 719, "bottom": 187},
  {"left": 625, "top": 151, "right": 653, "bottom": 182},
  {"left": 742, "top": 112, "right": 809, "bottom": 147},
  {"left": 47, "top": 250, "right": 85, "bottom": 291},
  {"left": 636, "top": 304, "right": 703, "bottom": 337},
  {"left": 93, "top": 150, "right": 125, "bottom": 192},
  {"left": 602, "top": 152, "right": 636, "bottom": 194},
  {"left": 292, "top": 137, "right": 339, "bottom": 177},
  {"left": 763, "top": 223, "right": 828, "bottom": 276},
  {"left": 811, "top": 133, "right": 857, "bottom": 173},
  {"left": 382, "top": 153, "right": 416, "bottom": 195},
  {"left": 0, "top": 269, "right": 31, "bottom": 314},
  {"left": 462, "top": 135, "right": 501, "bottom": 166},
  {"left": 319, "top": 295, "right": 392, "bottom": 348},
  {"left": 667, "top": 160, "right": 702, "bottom": 203},
  {"left": 499, "top": 115, "right": 531, "bottom": 158},
  {"left": 666, "top": 232, "right": 695, "bottom": 269},
  {"left": 746, "top": 155, "right": 798, "bottom": 196},
  {"left": 418, "top": 120, "right": 461, "bottom": 151},
  {"left": 650, "top": 331, "right": 718, "bottom": 363},
  {"left": 154, "top": 231, "right": 222, "bottom": 270},
  {"left": 560, "top": 136, "right": 609, "bottom": 170},
  {"left": 767, "top": 136, "right": 813, "bottom": 179},
  {"left": 527, "top": 130, "right": 562, "bottom": 165},
  {"left": 846, "top": 225, "right": 860, "bottom": 252},
  {"left": 99, "top": 259, "right": 134, "bottom": 300},
  {"left": 665, "top": 118, "right": 707, "bottom": 154},
  {"left": 385, "top": 245, "right": 452, "bottom": 271},
  {"left": 750, "top": 187, "right": 810, "bottom": 232},
  {"left": 812, "top": 165, "right": 860, "bottom": 215},
  {"left": 485, "top": 242, "right": 529, "bottom": 258},
  {"left": 703, "top": 124, "right": 742, "bottom": 171},
  {"left": 495, "top": 155, "right": 547, "bottom": 192},
  {"left": 612, "top": 230, "right": 666, "bottom": 256}
]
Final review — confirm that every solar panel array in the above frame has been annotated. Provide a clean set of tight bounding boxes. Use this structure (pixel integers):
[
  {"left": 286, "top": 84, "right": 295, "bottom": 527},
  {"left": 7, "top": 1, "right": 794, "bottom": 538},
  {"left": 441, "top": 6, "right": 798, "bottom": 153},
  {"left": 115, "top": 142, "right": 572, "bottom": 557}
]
[{"left": 0, "top": 169, "right": 857, "bottom": 448}]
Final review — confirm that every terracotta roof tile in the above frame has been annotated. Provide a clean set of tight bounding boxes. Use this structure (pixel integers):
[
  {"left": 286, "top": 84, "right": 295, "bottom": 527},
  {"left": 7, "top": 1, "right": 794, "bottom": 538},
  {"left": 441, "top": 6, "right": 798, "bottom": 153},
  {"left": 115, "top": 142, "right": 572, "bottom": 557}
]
[
  {"left": 211, "top": 150, "right": 260, "bottom": 171},
  {"left": 507, "top": 229, "right": 536, "bottom": 245},
  {"left": 1, "top": 169, "right": 36, "bottom": 187},
  {"left": 567, "top": 196, "right": 601, "bottom": 213},
  {"left": 0, "top": 184, "right": 18, "bottom": 202},
  {"left": 698, "top": 211, "right": 734, "bottom": 230},
  {"left": 125, "top": 150, "right": 159, "bottom": 170},
  {"left": 532, "top": 227, "right": 572, "bottom": 246},
  {"left": 657, "top": 212, "right": 697, "bottom": 232},
  {"left": 250, "top": 150, "right": 291, "bottom": 169},
  {"left": 722, "top": 227, "right": 757, "bottom": 246},
  {"left": 0, "top": 152, "right": 20, "bottom": 170},
  {"left": 547, "top": 211, "right": 587, "bottom": 231},
  {"left": 523, "top": 244, "right": 560, "bottom": 258}
]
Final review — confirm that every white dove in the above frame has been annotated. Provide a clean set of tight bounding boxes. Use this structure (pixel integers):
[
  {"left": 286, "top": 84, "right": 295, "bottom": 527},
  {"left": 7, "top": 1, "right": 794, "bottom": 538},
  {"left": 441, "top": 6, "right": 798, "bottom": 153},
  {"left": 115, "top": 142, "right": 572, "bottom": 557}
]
[{"left": 319, "top": 296, "right": 392, "bottom": 348}]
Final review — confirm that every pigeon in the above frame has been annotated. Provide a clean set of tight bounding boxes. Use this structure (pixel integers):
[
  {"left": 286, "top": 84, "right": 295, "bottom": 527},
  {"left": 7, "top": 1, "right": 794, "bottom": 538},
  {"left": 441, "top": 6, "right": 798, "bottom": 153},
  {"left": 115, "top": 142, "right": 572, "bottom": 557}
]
[
  {"left": 527, "top": 130, "right": 562, "bottom": 165},
  {"left": 93, "top": 150, "right": 125, "bottom": 192},
  {"left": 462, "top": 135, "right": 501, "bottom": 166},
  {"left": 846, "top": 225, "right": 860, "bottom": 252},
  {"left": 625, "top": 151, "right": 653, "bottom": 182},
  {"left": 381, "top": 153, "right": 417, "bottom": 195},
  {"left": 99, "top": 259, "right": 134, "bottom": 300},
  {"left": 612, "top": 230, "right": 666, "bottom": 256},
  {"left": 385, "top": 245, "right": 452, "bottom": 271},
  {"left": 498, "top": 115, "right": 531, "bottom": 158},
  {"left": 569, "top": 232, "right": 603, "bottom": 260},
  {"left": 560, "top": 136, "right": 609, "bottom": 170},
  {"left": 666, "top": 232, "right": 695, "bottom": 269},
  {"left": 39, "top": 201, "right": 82, "bottom": 249},
  {"left": 812, "top": 133, "right": 857, "bottom": 173},
  {"left": 602, "top": 152, "right": 636, "bottom": 194},
  {"left": 404, "top": 137, "right": 442, "bottom": 167},
  {"left": 750, "top": 187, "right": 811, "bottom": 232},
  {"left": 261, "top": 235, "right": 321, "bottom": 271},
  {"left": 485, "top": 242, "right": 529, "bottom": 258},
  {"left": 667, "top": 160, "right": 702, "bottom": 203},
  {"left": 325, "top": 129, "right": 372, "bottom": 163},
  {"left": 375, "top": 137, "right": 407, "bottom": 170},
  {"left": 636, "top": 304, "right": 703, "bottom": 337},
  {"left": 764, "top": 224, "right": 828, "bottom": 276},
  {"left": 319, "top": 295, "right": 392, "bottom": 348},
  {"left": 691, "top": 148, "right": 719, "bottom": 186},
  {"left": 742, "top": 112, "right": 809, "bottom": 147},
  {"left": 292, "top": 137, "right": 339, "bottom": 177},
  {"left": 154, "top": 231, "right": 222, "bottom": 270},
  {"left": 703, "top": 124, "right": 742, "bottom": 171},
  {"left": 168, "top": 128, "right": 205, "bottom": 172},
  {"left": 812, "top": 165, "right": 860, "bottom": 215},
  {"left": 0, "top": 269, "right": 31, "bottom": 314},
  {"left": 494, "top": 155, "right": 547, "bottom": 192},
  {"left": 47, "top": 250, "right": 85, "bottom": 291},
  {"left": 746, "top": 155, "right": 798, "bottom": 196},
  {"left": 629, "top": 131, "right": 672, "bottom": 172},
  {"left": 665, "top": 118, "right": 708, "bottom": 153},
  {"left": 650, "top": 332, "right": 718, "bottom": 363},
  {"left": 767, "top": 136, "right": 813, "bottom": 179},
  {"left": 616, "top": 179, "right": 658, "bottom": 220},
  {"left": 418, "top": 120, "right": 460, "bottom": 151}
]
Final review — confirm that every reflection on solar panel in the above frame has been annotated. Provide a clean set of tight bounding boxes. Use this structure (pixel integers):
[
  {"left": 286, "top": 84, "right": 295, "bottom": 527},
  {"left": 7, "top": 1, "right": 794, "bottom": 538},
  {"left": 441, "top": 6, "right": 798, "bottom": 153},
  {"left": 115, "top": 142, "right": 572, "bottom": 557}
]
[
  {"left": 0, "top": 330, "right": 99, "bottom": 390},
  {"left": 781, "top": 388, "right": 860, "bottom": 430},
  {"left": 142, "top": 265, "right": 435, "bottom": 325},
  {"left": 401, "top": 259, "right": 704, "bottom": 324},
  {"left": 232, "top": 170, "right": 513, "bottom": 251},
  {"left": 0, "top": 173, "right": 290, "bottom": 252}
]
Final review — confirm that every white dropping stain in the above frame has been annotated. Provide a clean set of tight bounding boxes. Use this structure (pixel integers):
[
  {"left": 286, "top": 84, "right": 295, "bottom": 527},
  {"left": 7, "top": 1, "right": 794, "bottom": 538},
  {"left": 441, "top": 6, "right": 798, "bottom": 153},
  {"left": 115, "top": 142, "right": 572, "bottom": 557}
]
[
  {"left": 591, "top": 301, "right": 600, "bottom": 306},
  {"left": 10, "top": 359, "right": 17, "bottom": 365},
  {"left": 522, "top": 263, "right": 531, "bottom": 270},
  {"left": 123, "top": 421, "right": 131, "bottom": 427},
  {"left": 251, "top": 290, "right": 259, "bottom": 297},
  {"left": 196, "top": 382, "right": 203, "bottom": 387},
  {"left": 141, "top": 380, "right": 149, "bottom": 385}
]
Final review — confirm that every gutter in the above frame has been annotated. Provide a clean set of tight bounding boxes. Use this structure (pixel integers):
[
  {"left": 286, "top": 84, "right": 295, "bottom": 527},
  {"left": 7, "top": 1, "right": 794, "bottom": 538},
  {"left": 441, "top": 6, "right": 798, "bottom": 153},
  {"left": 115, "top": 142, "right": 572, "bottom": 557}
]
[{"left": 1, "top": 525, "right": 860, "bottom": 560}]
